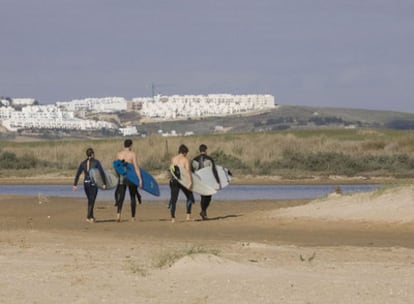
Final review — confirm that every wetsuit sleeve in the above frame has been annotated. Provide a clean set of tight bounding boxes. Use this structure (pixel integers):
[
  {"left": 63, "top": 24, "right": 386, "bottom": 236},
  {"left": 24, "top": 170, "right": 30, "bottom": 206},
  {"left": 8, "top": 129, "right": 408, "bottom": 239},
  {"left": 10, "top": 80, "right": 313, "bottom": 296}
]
[
  {"left": 209, "top": 156, "right": 220, "bottom": 184},
  {"left": 73, "top": 162, "right": 84, "bottom": 186},
  {"left": 190, "top": 156, "right": 199, "bottom": 172}
]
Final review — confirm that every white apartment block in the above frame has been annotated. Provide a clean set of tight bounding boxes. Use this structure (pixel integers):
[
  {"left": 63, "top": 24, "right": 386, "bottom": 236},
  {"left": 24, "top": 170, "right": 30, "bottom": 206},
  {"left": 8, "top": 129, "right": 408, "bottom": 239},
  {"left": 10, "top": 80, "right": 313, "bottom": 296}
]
[
  {"left": 119, "top": 126, "right": 138, "bottom": 136},
  {"left": 139, "top": 94, "right": 275, "bottom": 119},
  {"left": 11, "top": 98, "right": 36, "bottom": 107},
  {"left": 0, "top": 99, "right": 11, "bottom": 107},
  {"left": 0, "top": 106, "right": 14, "bottom": 119},
  {"left": 2, "top": 118, "right": 115, "bottom": 132},
  {"left": 56, "top": 97, "right": 128, "bottom": 113}
]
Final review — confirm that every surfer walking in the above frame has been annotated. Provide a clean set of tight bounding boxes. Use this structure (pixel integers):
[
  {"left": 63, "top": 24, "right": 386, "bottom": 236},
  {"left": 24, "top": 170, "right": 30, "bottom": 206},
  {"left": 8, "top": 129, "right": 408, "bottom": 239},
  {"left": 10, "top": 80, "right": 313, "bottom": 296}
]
[
  {"left": 169, "top": 144, "right": 195, "bottom": 223},
  {"left": 114, "top": 139, "right": 143, "bottom": 222},
  {"left": 191, "top": 144, "right": 221, "bottom": 220},
  {"left": 73, "top": 148, "right": 107, "bottom": 223}
]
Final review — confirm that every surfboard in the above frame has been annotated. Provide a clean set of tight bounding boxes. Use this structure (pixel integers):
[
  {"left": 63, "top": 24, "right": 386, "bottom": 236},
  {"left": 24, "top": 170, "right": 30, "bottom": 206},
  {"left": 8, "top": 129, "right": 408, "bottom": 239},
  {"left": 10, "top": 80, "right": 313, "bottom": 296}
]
[
  {"left": 112, "top": 160, "right": 160, "bottom": 197},
  {"left": 89, "top": 168, "right": 118, "bottom": 190},
  {"left": 196, "top": 165, "right": 232, "bottom": 190},
  {"left": 170, "top": 165, "right": 217, "bottom": 196}
]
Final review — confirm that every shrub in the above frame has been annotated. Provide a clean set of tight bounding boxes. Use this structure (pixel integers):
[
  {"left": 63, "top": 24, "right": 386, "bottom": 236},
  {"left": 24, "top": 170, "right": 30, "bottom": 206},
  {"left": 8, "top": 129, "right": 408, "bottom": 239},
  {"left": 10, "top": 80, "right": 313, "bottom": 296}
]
[
  {"left": 210, "top": 150, "right": 249, "bottom": 172},
  {"left": 0, "top": 151, "right": 56, "bottom": 170}
]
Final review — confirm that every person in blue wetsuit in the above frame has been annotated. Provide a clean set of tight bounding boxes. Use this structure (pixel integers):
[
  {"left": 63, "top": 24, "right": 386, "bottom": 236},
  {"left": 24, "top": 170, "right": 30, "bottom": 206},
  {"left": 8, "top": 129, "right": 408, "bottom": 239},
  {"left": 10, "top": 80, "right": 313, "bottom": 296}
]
[
  {"left": 168, "top": 144, "right": 195, "bottom": 223},
  {"left": 73, "top": 148, "right": 107, "bottom": 223}
]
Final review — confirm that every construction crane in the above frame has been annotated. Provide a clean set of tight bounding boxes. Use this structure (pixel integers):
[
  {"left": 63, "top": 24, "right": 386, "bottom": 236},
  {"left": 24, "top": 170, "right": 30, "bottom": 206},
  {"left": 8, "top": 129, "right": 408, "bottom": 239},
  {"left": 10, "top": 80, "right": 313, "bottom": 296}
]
[{"left": 151, "top": 82, "right": 175, "bottom": 101}]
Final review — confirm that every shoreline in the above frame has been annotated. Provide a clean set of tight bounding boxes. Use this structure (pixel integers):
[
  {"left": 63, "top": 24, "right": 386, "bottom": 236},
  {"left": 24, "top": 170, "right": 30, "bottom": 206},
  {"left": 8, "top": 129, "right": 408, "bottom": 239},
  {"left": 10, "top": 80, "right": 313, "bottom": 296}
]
[{"left": 0, "top": 175, "right": 402, "bottom": 185}]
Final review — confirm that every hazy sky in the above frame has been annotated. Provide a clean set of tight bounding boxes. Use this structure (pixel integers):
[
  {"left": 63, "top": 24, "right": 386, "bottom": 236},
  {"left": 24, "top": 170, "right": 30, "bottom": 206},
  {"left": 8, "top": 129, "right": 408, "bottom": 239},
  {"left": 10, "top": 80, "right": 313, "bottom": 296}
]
[{"left": 1, "top": 0, "right": 413, "bottom": 112}]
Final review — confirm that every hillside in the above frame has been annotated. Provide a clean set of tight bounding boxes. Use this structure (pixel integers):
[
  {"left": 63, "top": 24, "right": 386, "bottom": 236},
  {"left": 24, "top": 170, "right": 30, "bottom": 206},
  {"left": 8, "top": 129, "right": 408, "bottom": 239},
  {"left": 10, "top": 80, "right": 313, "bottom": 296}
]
[
  {"left": 2, "top": 105, "right": 414, "bottom": 140},
  {"left": 135, "top": 105, "right": 414, "bottom": 135}
]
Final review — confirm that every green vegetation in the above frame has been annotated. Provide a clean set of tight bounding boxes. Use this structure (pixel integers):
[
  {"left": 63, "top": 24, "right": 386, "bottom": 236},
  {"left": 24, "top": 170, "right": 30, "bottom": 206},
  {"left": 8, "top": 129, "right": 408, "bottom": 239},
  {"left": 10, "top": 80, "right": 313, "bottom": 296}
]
[{"left": 1, "top": 128, "right": 414, "bottom": 179}]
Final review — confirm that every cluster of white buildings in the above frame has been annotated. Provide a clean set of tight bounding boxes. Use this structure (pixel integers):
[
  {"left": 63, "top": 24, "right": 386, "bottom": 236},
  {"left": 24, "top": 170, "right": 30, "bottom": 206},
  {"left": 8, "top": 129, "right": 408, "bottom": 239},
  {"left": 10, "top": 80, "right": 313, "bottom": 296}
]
[
  {"left": 0, "top": 94, "right": 275, "bottom": 134},
  {"left": 0, "top": 98, "right": 117, "bottom": 132},
  {"left": 56, "top": 97, "right": 128, "bottom": 113},
  {"left": 139, "top": 94, "right": 275, "bottom": 119}
]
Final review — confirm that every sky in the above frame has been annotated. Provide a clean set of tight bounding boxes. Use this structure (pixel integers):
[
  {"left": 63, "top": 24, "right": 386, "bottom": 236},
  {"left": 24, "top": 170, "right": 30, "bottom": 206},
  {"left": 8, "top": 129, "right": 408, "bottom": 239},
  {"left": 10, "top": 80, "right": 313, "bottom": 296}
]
[{"left": 1, "top": 0, "right": 413, "bottom": 113}]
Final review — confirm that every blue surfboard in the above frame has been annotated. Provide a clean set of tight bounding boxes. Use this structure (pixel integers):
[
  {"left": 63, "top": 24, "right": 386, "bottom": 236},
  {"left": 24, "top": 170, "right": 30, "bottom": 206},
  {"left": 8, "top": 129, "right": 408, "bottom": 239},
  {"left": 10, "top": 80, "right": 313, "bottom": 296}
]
[{"left": 112, "top": 160, "right": 160, "bottom": 197}]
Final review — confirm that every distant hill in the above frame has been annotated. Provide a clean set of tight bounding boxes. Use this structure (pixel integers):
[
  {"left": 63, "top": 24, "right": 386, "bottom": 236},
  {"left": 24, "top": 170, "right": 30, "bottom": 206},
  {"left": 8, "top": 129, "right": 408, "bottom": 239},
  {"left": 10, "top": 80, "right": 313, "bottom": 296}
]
[
  {"left": 136, "top": 105, "right": 414, "bottom": 135},
  {"left": 3, "top": 105, "right": 414, "bottom": 140}
]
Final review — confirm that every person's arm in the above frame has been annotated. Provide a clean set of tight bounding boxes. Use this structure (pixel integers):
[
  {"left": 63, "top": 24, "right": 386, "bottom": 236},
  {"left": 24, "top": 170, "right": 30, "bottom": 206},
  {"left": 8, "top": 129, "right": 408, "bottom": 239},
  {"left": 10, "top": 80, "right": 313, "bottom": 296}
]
[
  {"left": 132, "top": 152, "right": 143, "bottom": 189},
  {"left": 72, "top": 162, "right": 83, "bottom": 192},
  {"left": 183, "top": 158, "right": 193, "bottom": 189},
  {"left": 210, "top": 157, "right": 221, "bottom": 189}
]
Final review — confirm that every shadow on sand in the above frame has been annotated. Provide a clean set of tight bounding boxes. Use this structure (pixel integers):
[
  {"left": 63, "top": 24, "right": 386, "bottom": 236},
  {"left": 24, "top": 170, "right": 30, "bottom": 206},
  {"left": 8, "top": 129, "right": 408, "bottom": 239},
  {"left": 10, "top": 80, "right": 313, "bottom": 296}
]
[
  {"left": 93, "top": 214, "right": 242, "bottom": 223},
  {"left": 194, "top": 214, "right": 242, "bottom": 221}
]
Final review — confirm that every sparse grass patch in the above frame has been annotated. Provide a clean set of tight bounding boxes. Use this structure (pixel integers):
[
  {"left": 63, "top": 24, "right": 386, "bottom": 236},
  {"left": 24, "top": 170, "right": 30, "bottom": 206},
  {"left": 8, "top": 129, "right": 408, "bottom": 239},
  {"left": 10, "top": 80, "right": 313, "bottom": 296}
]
[
  {"left": 126, "top": 259, "right": 148, "bottom": 276},
  {"left": 152, "top": 245, "right": 220, "bottom": 269}
]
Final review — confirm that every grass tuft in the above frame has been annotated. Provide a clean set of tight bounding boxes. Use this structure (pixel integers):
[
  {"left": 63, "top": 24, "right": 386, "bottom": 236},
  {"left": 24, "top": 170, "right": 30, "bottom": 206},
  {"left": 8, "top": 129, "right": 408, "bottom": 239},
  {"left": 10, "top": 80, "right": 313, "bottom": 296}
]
[{"left": 152, "top": 245, "right": 219, "bottom": 269}]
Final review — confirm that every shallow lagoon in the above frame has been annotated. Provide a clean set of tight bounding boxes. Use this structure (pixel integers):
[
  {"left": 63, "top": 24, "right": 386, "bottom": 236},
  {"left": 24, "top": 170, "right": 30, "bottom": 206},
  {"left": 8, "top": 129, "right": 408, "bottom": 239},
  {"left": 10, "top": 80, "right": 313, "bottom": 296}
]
[{"left": 0, "top": 184, "right": 381, "bottom": 201}]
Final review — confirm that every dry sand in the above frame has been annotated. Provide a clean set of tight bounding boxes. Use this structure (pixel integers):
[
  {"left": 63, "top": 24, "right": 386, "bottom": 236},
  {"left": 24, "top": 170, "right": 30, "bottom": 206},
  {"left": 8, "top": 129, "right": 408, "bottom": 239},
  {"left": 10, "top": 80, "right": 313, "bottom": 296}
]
[{"left": 1, "top": 185, "right": 414, "bottom": 303}]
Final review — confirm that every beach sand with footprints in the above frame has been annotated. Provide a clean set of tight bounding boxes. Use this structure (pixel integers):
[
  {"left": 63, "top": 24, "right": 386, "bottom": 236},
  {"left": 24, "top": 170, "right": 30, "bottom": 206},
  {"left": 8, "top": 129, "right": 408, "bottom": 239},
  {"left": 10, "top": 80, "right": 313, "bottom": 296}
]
[{"left": 1, "top": 185, "right": 414, "bottom": 303}]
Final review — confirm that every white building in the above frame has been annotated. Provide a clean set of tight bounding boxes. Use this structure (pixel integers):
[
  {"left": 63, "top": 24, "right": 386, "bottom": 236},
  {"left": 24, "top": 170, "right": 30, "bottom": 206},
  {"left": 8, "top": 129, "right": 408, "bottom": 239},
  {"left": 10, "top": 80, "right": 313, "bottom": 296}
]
[
  {"left": 11, "top": 98, "right": 36, "bottom": 107},
  {"left": 0, "top": 106, "right": 14, "bottom": 119},
  {"left": 140, "top": 94, "right": 275, "bottom": 119},
  {"left": 57, "top": 97, "right": 128, "bottom": 113},
  {"left": 1, "top": 103, "right": 116, "bottom": 131},
  {"left": 119, "top": 126, "right": 138, "bottom": 136},
  {"left": 2, "top": 117, "right": 116, "bottom": 132}
]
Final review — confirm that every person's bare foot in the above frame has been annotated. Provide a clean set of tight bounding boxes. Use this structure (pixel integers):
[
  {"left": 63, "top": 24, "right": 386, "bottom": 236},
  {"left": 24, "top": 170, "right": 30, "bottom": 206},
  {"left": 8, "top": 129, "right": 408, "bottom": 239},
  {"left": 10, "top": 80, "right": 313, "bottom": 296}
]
[
  {"left": 131, "top": 217, "right": 136, "bottom": 222},
  {"left": 116, "top": 214, "right": 121, "bottom": 223},
  {"left": 171, "top": 218, "right": 175, "bottom": 223},
  {"left": 186, "top": 214, "right": 191, "bottom": 221}
]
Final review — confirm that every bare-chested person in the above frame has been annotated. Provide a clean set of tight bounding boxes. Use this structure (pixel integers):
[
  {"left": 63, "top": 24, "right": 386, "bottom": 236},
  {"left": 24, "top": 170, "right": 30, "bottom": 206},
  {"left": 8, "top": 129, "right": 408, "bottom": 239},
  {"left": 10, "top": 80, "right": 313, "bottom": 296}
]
[
  {"left": 168, "top": 144, "right": 195, "bottom": 223},
  {"left": 114, "top": 139, "right": 143, "bottom": 222}
]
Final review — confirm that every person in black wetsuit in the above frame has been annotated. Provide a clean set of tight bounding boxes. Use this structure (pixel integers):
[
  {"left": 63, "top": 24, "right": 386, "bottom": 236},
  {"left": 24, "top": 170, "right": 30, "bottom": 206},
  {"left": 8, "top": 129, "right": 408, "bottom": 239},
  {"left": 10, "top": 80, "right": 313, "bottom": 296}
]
[
  {"left": 73, "top": 148, "right": 107, "bottom": 223},
  {"left": 191, "top": 144, "right": 221, "bottom": 220},
  {"left": 168, "top": 144, "right": 195, "bottom": 223},
  {"left": 114, "top": 139, "right": 143, "bottom": 222}
]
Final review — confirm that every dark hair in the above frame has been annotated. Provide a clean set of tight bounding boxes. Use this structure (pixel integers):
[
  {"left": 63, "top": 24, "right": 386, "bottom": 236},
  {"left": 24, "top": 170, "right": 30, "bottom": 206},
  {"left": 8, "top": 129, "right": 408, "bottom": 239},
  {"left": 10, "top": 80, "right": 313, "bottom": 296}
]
[
  {"left": 178, "top": 144, "right": 189, "bottom": 154},
  {"left": 124, "top": 139, "right": 133, "bottom": 148},
  {"left": 199, "top": 144, "right": 207, "bottom": 152},
  {"left": 86, "top": 148, "right": 94, "bottom": 158}
]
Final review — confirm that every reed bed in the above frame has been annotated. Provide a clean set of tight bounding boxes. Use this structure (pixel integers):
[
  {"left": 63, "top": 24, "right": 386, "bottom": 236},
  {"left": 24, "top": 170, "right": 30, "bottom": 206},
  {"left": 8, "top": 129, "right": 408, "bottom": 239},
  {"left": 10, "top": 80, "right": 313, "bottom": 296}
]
[{"left": 1, "top": 129, "right": 414, "bottom": 179}]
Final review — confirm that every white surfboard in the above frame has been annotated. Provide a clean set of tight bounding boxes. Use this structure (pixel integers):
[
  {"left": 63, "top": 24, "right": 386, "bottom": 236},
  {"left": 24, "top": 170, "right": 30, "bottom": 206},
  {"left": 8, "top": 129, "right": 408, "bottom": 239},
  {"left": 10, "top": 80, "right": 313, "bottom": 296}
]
[
  {"left": 89, "top": 168, "right": 118, "bottom": 190},
  {"left": 196, "top": 165, "right": 232, "bottom": 190},
  {"left": 170, "top": 165, "right": 217, "bottom": 196}
]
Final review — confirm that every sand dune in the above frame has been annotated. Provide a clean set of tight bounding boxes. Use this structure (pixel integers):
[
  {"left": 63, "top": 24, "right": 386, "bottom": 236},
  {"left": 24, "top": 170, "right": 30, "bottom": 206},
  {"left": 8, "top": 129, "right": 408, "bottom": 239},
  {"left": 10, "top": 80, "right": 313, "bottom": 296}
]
[{"left": 273, "top": 185, "right": 414, "bottom": 223}]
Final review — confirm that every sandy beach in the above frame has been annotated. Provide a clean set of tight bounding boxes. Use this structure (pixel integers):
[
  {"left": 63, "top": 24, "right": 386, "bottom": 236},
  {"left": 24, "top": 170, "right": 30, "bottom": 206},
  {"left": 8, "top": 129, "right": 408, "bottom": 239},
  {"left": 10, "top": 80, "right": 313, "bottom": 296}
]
[{"left": 1, "top": 185, "right": 414, "bottom": 303}]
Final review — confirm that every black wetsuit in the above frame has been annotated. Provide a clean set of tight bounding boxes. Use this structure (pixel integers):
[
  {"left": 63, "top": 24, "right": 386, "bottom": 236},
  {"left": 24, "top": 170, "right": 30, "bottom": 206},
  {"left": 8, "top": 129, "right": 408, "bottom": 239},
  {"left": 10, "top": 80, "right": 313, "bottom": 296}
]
[
  {"left": 114, "top": 161, "right": 141, "bottom": 218},
  {"left": 168, "top": 165, "right": 195, "bottom": 219},
  {"left": 191, "top": 154, "right": 220, "bottom": 218},
  {"left": 73, "top": 158, "right": 107, "bottom": 220}
]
